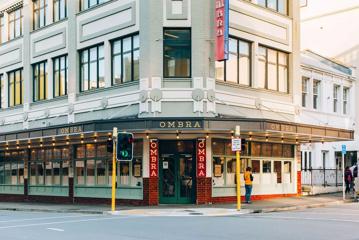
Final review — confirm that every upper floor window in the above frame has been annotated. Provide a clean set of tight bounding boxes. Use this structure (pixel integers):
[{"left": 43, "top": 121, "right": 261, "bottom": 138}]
[
  {"left": 343, "top": 87, "right": 349, "bottom": 115},
  {"left": 33, "top": 61, "right": 48, "bottom": 102},
  {"left": 53, "top": 0, "right": 67, "bottom": 22},
  {"left": 8, "top": 69, "right": 24, "bottom": 107},
  {"left": 313, "top": 80, "right": 320, "bottom": 110},
  {"left": 258, "top": 45, "right": 288, "bottom": 93},
  {"left": 256, "top": 0, "right": 288, "bottom": 15},
  {"left": 301, "top": 77, "right": 309, "bottom": 107},
  {"left": 333, "top": 84, "right": 340, "bottom": 113},
  {"left": 80, "top": 45, "right": 105, "bottom": 91},
  {"left": 8, "top": 8, "right": 23, "bottom": 40},
  {"left": 112, "top": 34, "right": 139, "bottom": 85},
  {"left": 0, "top": 75, "right": 4, "bottom": 108},
  {"left": 215, "top": 38, "right": 251, "bottom": 86},
  {"left": 0, "top": 15, "right": 5, "bottom": 44},
  {"left": 80, "top": 0, "right": 110, "bottom": 11},
  {"left": 53, "top": 55, "right": 68, "bottom": 97},
  {"left": 164, "top": 28, "right": 191, "bottom": 78},
  {"left": 33, "top": 0, "right": 48, "bottom": 30}
]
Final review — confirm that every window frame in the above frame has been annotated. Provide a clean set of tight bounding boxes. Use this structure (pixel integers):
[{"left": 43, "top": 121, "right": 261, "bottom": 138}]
[
  {"left": 53, "top": 0, "right": 67, "bottom": 22},
  {"left": 79, "top": 44, "right": 105, "bottom": 92},
  {"left": 8, "top": 8, "right": 23, "bottom": 40},
  {"left": 249, "top": 0, "right": 288, "bottom": 15},
  {"left": 163, "top": 27, "right": 192, "bottom": 79},
  {"left": 313, "top": 80, "right": 320, "bottom": 110},
  {"left": 33, "top": 61, "right": 48, "bottom": 102},
  {"left": 301, "top": 77, "right": 309, "bottom": 107},
  {"left": 216, "top": 37, "right": 252, "bottom": 86},
  {"left": 333, "top": 84, "right": 340, "bottom": 113},
  {"left": 343, "top": 87, "right": 349, "bottom": 115},
  {"left": 33, "top": 0, "right": 48, "bottom": 31},
  {"left": 111, "top": 33, "right": 140, "bottom": 86},
  {"left": 53, "top": 55, "right": 68, "bottom": 97},
  {"left": 80, "top": 0, "right": 110, "bottom": 11},
  {"left": 7, "top": 68, "right": 23, "bottom": 107},
  {"left": 258, "top": 45, "right": 289, "bottom": 93}
]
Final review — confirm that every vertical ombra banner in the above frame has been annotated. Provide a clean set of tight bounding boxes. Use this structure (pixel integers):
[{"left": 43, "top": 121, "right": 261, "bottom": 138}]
[
  {"left": 215, "top": 0, "right": 229, "bottom": 61},
  {"left": 197, "top": 139, "right": 206, "bottom": 178},
  {"left": 149, "top": 139, "right": 159, "bottom": 178}
]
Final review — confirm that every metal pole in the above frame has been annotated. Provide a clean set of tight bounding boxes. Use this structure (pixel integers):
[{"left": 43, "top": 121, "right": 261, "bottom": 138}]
[
  {"left": 235, "top": 126, "right": 241, "bottom": 211},
  {"left": 342, "top": 153, "right": 345, "bottom": 200},
  {"left": 111, "top": 127, "right": 118, "bottom": 212}
]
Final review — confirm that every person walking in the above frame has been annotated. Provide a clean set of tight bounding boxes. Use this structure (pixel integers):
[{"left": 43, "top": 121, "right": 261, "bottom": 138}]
[
  {"left": 244, "top": 167, "right": 253, "bottom": 204},
  {"left": 344, "top": 166, "right": 353, "bottom": 194}
]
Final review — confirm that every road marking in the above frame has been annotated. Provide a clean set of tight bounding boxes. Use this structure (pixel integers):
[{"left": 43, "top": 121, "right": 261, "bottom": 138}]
[
  {"left": 0, "top": 214, "right": 96, "bottom": 224},
  {"left": 47, "top": 228, "right": 64, "bottom": 232},
  {"left": 0, "top": 216, "right": 138, "bottom": 230}
]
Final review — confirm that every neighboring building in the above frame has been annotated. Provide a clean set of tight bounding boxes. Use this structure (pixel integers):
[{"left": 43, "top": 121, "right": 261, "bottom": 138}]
[
  {"left": 300, "top": 50, "right": 357, "bottom": 194},
  {"left": 0, "top": 0, "right": 352, "bottom": 205}
]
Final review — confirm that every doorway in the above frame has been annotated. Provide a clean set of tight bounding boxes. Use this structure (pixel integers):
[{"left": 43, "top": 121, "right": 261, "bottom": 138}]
[{"left": 159, "top": 141, "right": 195, "bottom": 204}]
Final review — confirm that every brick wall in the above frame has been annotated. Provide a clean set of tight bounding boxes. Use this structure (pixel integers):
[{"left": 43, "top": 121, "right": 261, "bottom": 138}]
[
  {"left": 143, "top": 177, "right": 159, "bottom": 205},
  {"left": 196, "top": 177, "right": 212, "bottom": 204}
]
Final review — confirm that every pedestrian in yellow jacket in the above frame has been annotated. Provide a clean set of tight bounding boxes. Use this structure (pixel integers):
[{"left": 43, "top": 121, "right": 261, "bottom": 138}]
[{"left": 244, "top": 167, "right": 253, "bottom": 203}]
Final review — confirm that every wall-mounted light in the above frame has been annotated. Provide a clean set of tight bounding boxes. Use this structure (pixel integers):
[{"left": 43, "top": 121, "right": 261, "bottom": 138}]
[
  {"left": 146, "top": 133, "right": 149, "bottom": 139},
  {"left": 266, "top": 136, "right": 269, "bottom": 142},
  {"left": 295, "top": 138, "right": 299, "bottom": 145},
  {"left": 206, "top": 133, "right": 209, "bottom": 139},
  {"left": 281, "top": 137, "right": 284, "bottom": 143},
  {"left": 249, "top": 135, "right": 252, "bottom": 141},
  {"left": 176, "top": 132, "right": 180, "bottom": 139}
]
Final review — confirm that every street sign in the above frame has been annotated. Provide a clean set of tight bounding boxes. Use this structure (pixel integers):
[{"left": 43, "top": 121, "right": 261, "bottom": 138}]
[
  {"left": 342, "top": 145, "right": 347, "bottom": 155},
  {"left": 232, "top": 138, "right": 241, "bottom": 152},
  {"left": 117, "top": 132, "right": 134, "bottom": 161}
]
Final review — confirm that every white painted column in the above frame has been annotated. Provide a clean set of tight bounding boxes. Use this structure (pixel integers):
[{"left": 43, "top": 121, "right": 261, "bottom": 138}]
[
  {"left": 143, "top": 138, "right": 149, "bottom": 178},
  {"left": 104, "top": 40, "right": 112, "bottom": 88},
  {"left": 23, "top": 0, "right": 32, "bottom": 106},
  {"left": 3, "top": 74, "right": 8, "bottom": 109},
  {"left": 206, "top": 137, "right": 212, "bottom": 178},
  {"left": 47, "top": 57, "right": 53, "bottom": 99}
]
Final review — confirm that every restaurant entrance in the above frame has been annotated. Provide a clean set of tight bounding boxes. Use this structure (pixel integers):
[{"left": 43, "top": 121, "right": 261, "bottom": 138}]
[{"left": 159, "top": 141, "right": 195, "bottom": 204}]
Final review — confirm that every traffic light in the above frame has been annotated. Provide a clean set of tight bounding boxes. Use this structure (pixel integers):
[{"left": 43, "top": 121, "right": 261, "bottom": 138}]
[{"left": 117, "top": 132, "right": 134, "bottom": 161}]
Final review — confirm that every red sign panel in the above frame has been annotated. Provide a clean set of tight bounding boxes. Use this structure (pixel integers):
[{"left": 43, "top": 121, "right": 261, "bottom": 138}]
[
  {"left": 215, "top": 0, "right": 229, "bottom": 61},
  {"left": 197, "top": 139, "right": 206, "bottom": 178},
  {"left": 149, "top": 139, "right": 158, "bottom": 178}
]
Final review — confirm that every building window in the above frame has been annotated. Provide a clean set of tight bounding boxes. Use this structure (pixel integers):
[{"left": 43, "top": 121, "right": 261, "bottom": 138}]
[
  {"left": 0, "top": 75, "right": 4, "bottom": 109},
  {"left": 258, "top": 46, "right": 288, "bottom": 93},
  {"left": 0, "top": 151, "right": 25, "bottom": 186},
  {"left": 164, "top": 28, "right": 191, "bottom": 78},
  {"left": 8, "top": 69, "right": 23, "bottom": 107},
  {"left": 215, "top": 38, "right": 251, "bottom": 86},
  {"left": 8, "top": 8, "right": 23, "bottom": 40},
  {"left": 80, "top": 45, "right": 105, "bottom": 91},
  {"left": 80, "top": 0, "right": 110, "bottom": 11},
  {"left": 53, "top": 0, "right": 67, "bottom": 22},
  {"left": 255, "top": 0, "right": 288, "bottom": 15},
  {"left": 33, "top": 61, "right": 48, "bottom": 101},
  {"left": 343, "top": 87, "right": 349, "bottom": 115},
  {"left": 75, "top": 142, "right": 143, "bottom": 187},
  {"left": 112, "top": 34, "right": 140, "bottom": 85},
  {"left": 0, "top": 15, "right": 5, "bottom": 44},
  {"left": 30, "top": 148, "right": 69, "bottom": 186},
  {"left": 302, "top": 77, "right": 309, "bottom": 107},
  {"left": 313, "top": 80, "right": 320, "bottom": 110},
  {"left": 33, "top": 0, "right": 48, "bottom": 30},
  {"left": 53, "top": 55, "right": 68, "bottom": 97},
  {"left": 333, "top": 84, "right": 340, "bottom": 113}
]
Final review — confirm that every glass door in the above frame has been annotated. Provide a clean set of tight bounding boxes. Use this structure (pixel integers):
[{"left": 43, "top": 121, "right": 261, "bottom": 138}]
[{"left": 159, "top": 152, "right": 195, "bottom": 204}]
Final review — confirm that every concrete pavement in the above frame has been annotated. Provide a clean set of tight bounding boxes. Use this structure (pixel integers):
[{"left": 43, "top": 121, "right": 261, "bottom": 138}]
[{"left": 0, "top": 192, "right": 355, "bottom": 216}]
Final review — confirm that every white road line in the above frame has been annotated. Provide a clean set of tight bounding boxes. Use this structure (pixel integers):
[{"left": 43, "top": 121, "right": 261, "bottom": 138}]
[
  {"left": 0, "top": 214, "right": 96, "bottom": 224},
  {"left": 248, "top": 215, "right": 359, "bottom": 224},
  {"left": 47, "top": 228, "right": 64, "bottom": 232},
  {"left": 0, "top": 216, "right": 137, "bottom": 230}
]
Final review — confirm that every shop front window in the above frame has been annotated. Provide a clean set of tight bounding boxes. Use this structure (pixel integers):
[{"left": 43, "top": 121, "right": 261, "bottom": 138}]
[
  {"left": 0, "top": 151, "right": 25, "bottom": 185},
  {"left": 75, "top": 141, "right": 143, "bottom": 187}
]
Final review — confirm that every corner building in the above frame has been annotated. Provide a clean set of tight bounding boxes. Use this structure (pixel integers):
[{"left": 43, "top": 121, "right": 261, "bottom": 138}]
[{"left": 0, "top": 0, "right": 353, "bottom": 205}]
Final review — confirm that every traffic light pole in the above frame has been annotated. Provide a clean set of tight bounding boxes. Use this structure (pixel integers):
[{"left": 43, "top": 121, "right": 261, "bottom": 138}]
[{"left": 111, "top": 127, "right": 118, "bottom": 212}]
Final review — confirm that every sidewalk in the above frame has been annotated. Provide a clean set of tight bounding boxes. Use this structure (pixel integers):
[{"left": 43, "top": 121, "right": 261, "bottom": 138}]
[{"left": 0, "top": 193, "right": 354, "bottom": 217}]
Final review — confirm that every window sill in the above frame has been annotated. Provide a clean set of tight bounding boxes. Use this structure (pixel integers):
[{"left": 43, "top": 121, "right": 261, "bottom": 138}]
[
  {"left": 0, "top": 36, "right": 23, "bottom": 48},
  {"left": 76, "top": 0, "right": 114, "bottom": 16},
  {"left": 30, "top": 97, "right": 68, "bottom": 107},
  {"left": 78, "top": 81, "right": 139, "bottom": 97},
  {"left": 239, "top": 0, "right": 291, "bottom": 19},
  {"left": 30, "top": 18, "right": 68, "bottom": 34}
]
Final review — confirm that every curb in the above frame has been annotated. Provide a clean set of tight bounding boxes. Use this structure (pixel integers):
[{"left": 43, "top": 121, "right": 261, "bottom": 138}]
[
  {"left": 0, "top": 207, "right": 104, "bottom": 215},
  {"left": 250, "top": 200, "right": 345, "bottom": 214}
]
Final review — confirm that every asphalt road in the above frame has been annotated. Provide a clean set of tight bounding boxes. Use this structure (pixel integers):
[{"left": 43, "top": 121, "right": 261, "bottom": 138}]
[{"left": 0, "top": 203, "right": 359, "bottom": 240}]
